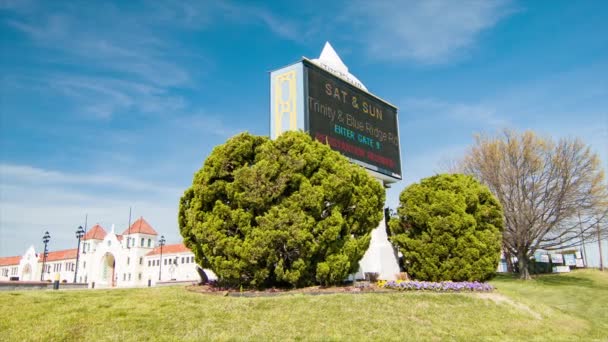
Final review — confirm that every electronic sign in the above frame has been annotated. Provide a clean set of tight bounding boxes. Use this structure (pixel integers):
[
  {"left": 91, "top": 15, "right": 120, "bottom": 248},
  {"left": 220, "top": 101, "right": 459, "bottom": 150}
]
[
  {"left": 304, "top": 61, "right": 401, "bottom": 179},
  {"left": 270, "top": 59, "right": 402, "bottom": 181}
]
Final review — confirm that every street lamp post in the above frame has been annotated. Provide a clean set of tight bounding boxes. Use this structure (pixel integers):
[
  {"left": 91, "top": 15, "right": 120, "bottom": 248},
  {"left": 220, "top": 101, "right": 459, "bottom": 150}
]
[
  {"left": 40, "top": 231, "right": 50, "bottom": 281},
  {"left": 74, "top": 225, "right": 84, "bottom": 283},
  {"left": 158, "top": 235, "right": 165, "bottom": 281}
]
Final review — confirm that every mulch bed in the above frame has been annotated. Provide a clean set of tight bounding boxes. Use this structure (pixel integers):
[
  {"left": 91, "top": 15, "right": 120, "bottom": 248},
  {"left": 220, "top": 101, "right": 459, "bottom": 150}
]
[{"left": 185, "top": 282, "right": 393, "bottom": 297}]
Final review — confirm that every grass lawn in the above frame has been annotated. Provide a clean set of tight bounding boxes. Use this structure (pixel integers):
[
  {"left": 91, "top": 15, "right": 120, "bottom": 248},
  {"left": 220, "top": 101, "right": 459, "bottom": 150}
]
[{"left": 0, "top": 270, "right": 606, "bottom": 341}]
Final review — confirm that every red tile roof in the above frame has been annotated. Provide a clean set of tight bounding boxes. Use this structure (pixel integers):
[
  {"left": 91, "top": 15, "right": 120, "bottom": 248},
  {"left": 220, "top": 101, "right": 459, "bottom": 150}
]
[
  {"left": 83, "top": 224, "right": 107, "bottom": 240},
  {"left": 146, "top": 243, "right": 191, "bottom": 256},
  {"left": 0, "top": 255, "right": 21, "bottom": 266},
  {"left": 122, "top": 217, "right": 158, "bottom": 236},
  {"left": 39, "top": 249, "right": 77, "bottom": 262}
]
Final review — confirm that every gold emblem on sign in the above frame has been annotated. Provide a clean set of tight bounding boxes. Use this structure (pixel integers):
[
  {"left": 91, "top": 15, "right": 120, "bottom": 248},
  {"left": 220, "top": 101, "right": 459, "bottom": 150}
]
[{"left": 274, "top": 70, "right": 297, "bottom": 136}]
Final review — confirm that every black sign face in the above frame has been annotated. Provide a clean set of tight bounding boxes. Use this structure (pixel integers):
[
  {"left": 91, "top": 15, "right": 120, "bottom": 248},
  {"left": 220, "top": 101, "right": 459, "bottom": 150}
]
[{"left": 305, "top": 62, "right": 401, "bottom": 179}]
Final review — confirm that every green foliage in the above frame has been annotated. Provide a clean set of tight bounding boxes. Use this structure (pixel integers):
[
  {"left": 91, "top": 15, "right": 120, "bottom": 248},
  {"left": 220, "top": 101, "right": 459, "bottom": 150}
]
[
  {"left": 179, "top": 131, "right": 384, "bottom": 288},
  {"left": 389, "top": 174, "right": 503, "bottom": 282}
]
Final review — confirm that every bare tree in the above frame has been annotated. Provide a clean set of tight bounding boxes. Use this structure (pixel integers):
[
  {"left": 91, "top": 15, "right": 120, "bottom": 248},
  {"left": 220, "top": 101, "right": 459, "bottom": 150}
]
[{"left": 461, "top": 130, "right": 608, "bottom": 279}]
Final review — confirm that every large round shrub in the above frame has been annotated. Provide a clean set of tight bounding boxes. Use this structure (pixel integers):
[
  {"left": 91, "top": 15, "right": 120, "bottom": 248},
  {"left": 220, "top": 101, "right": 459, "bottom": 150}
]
[
  {"left": 389, "top": 174, "right": 503, "bottom": 282},
  {"left": 179, "top": 131, "right": 384, "bottom": 288}
]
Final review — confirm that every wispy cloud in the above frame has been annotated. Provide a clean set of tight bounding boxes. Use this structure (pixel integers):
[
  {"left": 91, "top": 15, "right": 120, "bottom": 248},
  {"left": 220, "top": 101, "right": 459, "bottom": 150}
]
[
  {"left": 211, "top": 1, "right": 299, "bottom": 41},
  {"left": 2, "top": 1, "right": 200, "bottom": 122},
  {"left": 0, "top": 163, "right": 184, "bottom": 254},
  {"left": 0, "top": 163, "right": 181, "bottom": 195},
  {"left": 172, "top": 113, "right": 244, "bottom": 138},
  {"left": 343, "top": 0, "right": 516, "bottom": 64},
  {"left": 401, "top": 97, "right": 508, "bottom": 127},
  {"left": 50, "top": 75, "right": 186, "bottom": 120}
]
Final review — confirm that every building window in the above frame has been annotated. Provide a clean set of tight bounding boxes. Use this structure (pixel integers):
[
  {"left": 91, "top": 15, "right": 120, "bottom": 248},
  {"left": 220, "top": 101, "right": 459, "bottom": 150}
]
[
  {"left": 83, "top": 261, "right": 86, "bottom": 269},
  {"left": 141, "top": 238, "right": 144, "bottom": 247},
  {"left": 128, "top": 273, "right": 131, "bottom": 281},
  {"left": 148, "top": 239, "right": 151, "bottom": 247},
  {"left": 148, "top": 260, "right": 151, "bottom": 267},
  {"left": 127, "top": 257, "right": 130, "bottom": 265},
  {"left": 181, "top": 257, "right": 184, "bottom": 264},
  {"left": 164, "top": 259, "right": 167, "bottom": 265},
  {"left": 139, "top": 257, "right": 143, "bottom": 265},
  {"left": 191, "top": 256, "right": 194, "bottom": 263},
  {"left": 138, "top": 273, "right": 142, "bottom": 280},
  {"left": 123, "top": 273, "right": 126, "bottom": 281},
  {"left": 108, "top": 240, "right": 111, "bottom": 247}
]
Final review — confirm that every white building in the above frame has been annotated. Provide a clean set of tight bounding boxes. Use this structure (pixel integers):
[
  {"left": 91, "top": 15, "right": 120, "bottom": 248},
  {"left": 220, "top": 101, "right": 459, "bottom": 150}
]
[{"left": 0, "top": 217, "right": 215, "bottom": 287}]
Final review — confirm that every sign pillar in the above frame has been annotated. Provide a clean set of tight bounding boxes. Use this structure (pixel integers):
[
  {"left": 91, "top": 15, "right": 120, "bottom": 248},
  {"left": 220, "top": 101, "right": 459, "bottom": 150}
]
[{"left": 270, "top": 42, "right": 402, "bottom": 280}]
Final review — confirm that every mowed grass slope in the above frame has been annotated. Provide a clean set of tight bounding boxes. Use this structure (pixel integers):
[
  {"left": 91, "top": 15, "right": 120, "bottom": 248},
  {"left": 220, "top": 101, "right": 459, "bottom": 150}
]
[{"left": 0, "top": 270, "right": 606, "bottom": 341}]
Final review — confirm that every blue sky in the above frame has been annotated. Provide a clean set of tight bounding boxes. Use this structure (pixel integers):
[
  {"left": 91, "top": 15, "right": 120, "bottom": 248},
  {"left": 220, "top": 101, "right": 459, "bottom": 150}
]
[{"left": 1, "top": 0, "right": 607, "bottom": 262}]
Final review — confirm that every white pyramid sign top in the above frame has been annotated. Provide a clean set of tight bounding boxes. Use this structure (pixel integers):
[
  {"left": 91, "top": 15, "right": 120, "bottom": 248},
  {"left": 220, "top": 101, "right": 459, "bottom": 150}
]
[
  {"left": 318, "top": 42, "right": 348, "bottom": 73},
  {"left": 311, "top": 41, "right": 367, "bottom": 91}
]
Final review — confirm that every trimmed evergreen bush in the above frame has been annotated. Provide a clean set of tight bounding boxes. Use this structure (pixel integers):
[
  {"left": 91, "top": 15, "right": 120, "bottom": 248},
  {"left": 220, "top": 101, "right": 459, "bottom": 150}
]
[
  {"left": 179, "top": 131, "right": 384, "bottom": 288},
  {"left": 389, "top": 174, "right": 503, "bottom": 282}
]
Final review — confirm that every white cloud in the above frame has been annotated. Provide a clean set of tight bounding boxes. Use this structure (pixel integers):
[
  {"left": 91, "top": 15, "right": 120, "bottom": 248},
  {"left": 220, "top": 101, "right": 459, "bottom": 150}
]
[
  {"left": 0, "top": 163, "right": 184, "bottom": 256},
  {"left": 212, "top": 1, "right": 299, "bottom": 41},
  {"left": 401, "top": 97, "right": 508, "bottom": 127},
  {"left": 0, "top": 163, "right": 181, "bottom": 194},
  {"left": 49, "top": 75, "right": 186, "bottom": 120},
  {"left": 7, "top": 14, "right": 191, "bottom": 87},
  {"left": 2, "top": 1, "right": 199, "bottom": 121},
  {"left": 171, "top": 113, "right": 244, "bottom": 138},
  {"left": 344, "top": 0, "right": 516, "bottom": 64}
]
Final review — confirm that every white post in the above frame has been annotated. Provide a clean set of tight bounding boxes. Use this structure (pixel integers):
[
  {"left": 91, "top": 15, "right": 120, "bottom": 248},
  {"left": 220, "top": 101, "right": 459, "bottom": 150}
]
[{"left": 356, "top": 178, "right": 401, "bottom": 281}]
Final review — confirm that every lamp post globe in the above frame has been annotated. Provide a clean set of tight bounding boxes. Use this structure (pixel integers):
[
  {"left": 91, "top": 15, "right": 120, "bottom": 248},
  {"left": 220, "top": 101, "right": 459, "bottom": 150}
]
[
  {"left": 158, "top": 235, "right": 166, "bottom": 281},
  {"left": 41, "top": 231, "right": 51, "bottom": 281},
  {"left": 74, "top": 225, "right": 85, "bottom": 283}
]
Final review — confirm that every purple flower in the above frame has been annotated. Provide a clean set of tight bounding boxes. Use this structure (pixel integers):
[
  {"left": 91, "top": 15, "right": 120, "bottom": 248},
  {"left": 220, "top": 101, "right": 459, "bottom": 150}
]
[{"left": 381, "top": 279, "right": 494, "bottom": 292}]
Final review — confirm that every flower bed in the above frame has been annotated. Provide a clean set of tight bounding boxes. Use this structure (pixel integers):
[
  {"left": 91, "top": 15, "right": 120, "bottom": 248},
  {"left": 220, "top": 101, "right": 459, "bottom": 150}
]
[{"left": 379, "top": 280, "right": 494, "bottom": 292}]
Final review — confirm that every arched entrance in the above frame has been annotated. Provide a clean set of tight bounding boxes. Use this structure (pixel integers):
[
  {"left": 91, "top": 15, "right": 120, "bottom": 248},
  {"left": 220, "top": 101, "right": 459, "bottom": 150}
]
[
  {"left": 22, "top": 264, "right": 32, "bottom": 281},
  {"left": 101, "top": 253, "right": 116, "bottom": 287}
]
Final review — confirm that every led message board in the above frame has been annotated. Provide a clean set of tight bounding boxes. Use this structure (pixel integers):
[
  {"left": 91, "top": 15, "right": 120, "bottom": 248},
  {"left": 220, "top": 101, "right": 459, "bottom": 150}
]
[
  {"left": 304, "top": 61, "right": 401, "bottom": 179},
  {"left": 270, "top": 59, "right": 402, "bottom": 180}
]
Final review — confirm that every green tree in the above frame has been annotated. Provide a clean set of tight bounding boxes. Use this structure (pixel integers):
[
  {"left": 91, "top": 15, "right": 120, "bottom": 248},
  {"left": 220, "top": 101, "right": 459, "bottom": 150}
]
[
  {"left": 389, "top": 174, "right": 503, "bottom": 282},
  {"left": 179, "top": 131, "right": 385, "bottom": 288}
]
